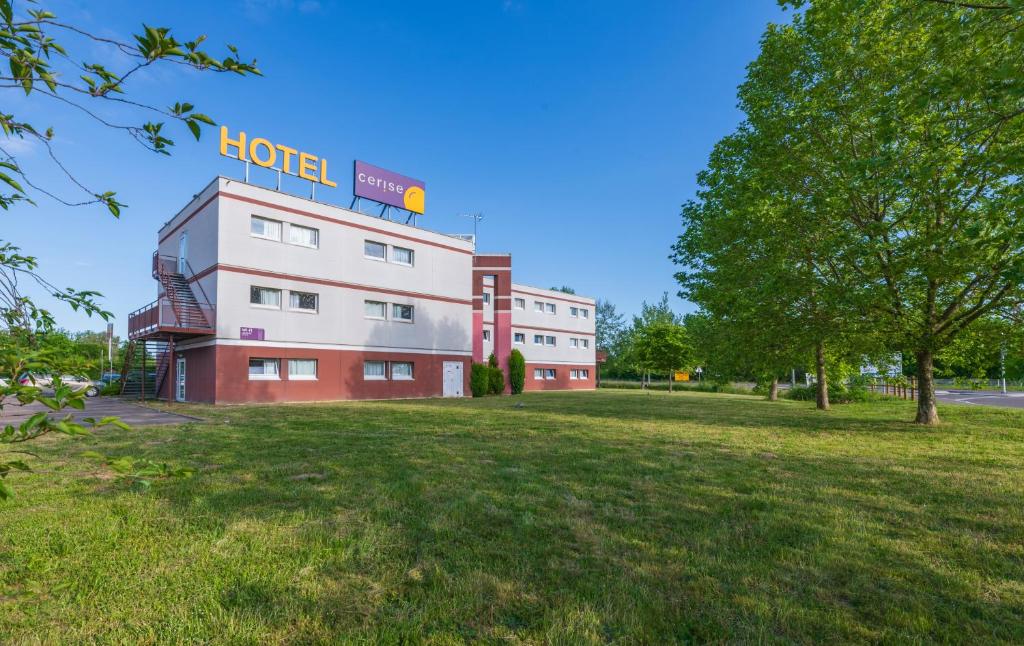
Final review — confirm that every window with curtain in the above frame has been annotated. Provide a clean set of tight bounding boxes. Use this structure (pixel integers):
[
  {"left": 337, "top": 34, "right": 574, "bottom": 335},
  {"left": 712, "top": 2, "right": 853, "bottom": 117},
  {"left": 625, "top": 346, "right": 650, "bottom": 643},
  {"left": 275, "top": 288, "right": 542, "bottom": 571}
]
[
  {"left": 251, "top": 215, "right": 282, "bottom": 240},
  {"left": 514, "top": 298, "right": 525, "bottom": 309},
  {"left": 288, "top": 359, "right": 317, "bottom": 380},
  {"left": 364, "top": 300, "right": 386, "bottom": 319},
  {"left": 514, "top": 333, "right": 525, "bottom": 344},
  {"left": 364, "top": 240, "right": 386, "bottom": 260},
  {"left": 248, "top": 358, "right": 280, "bottom": 379},
  {"left": 392, "top": 304, "right": 414, "bottom": 322},
  {"left": 250, "top": 286, "right": 281, "bottom": 308},
  {"left": 533, "top": 368, "right": 543, "bottom": 379},
  {"left": 391, "top": 362, "right": 414, "bottom": 380},
  {"left": 289, "top": 291, "right": 318, "bottom": 312},
  {"left": 289, "top": 224, "right": 319, "bottom": 248},
  {"left": 391, "top": 246, "right": 414, "bottom": 265},
  {"left": 363, "top": 360, "right": 386, "bottom": 379}
]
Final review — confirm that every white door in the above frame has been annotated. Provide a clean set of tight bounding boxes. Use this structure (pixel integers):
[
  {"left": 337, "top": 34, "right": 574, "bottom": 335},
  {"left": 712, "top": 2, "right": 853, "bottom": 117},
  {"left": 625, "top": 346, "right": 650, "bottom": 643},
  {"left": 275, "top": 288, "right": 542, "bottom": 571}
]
[
  {"left": 175, "top": 357, "right": 186, "bottom": 402},
  {"left": 442, "top": 361, "right": 463, "bottom": 397},
  {"left": 177, "top": 232, "right": 188, "bottom": 273}
]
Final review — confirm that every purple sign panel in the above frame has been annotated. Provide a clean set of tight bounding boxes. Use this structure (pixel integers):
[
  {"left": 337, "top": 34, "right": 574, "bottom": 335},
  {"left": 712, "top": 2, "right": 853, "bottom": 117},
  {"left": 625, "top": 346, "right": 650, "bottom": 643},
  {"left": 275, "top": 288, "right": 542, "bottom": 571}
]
[
  {"left": 354, "top": 160, "right": 425, "bottom": 214},
  {"left": 240, "top": 327, "right": 265, "bottom": 341}
]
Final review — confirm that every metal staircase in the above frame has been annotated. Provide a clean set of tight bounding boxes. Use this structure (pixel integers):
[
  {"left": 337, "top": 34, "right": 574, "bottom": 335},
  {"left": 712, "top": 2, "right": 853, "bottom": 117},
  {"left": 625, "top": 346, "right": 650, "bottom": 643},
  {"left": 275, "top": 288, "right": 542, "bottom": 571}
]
[{"left": 120, "top": 339, "right": 170, "bottom": 399}]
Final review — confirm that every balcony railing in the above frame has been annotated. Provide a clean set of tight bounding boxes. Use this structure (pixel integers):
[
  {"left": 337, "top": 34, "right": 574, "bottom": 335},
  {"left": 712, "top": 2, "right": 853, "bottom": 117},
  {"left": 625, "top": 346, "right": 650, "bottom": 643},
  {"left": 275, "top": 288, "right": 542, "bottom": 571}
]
[{"left": 128, "top": 297, "right": 216, "bottom": 340}]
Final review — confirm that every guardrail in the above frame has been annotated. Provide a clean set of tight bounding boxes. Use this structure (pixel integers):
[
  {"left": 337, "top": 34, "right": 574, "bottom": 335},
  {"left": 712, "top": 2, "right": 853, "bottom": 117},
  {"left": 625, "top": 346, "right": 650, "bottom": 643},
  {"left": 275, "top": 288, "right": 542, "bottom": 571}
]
[{"left": 127, "top": 298, "right": 215, "bottom": 339}]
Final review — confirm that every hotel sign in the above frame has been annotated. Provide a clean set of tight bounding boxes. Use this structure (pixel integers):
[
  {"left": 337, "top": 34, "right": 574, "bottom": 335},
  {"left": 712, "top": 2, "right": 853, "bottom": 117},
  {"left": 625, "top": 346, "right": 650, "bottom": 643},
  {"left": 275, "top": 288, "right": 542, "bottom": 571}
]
[
  {"left": 219, "top": 126, "right": 337, "bottom": 188},
  {"left": 354, "top": 160, "right": 425, "bottom": 214},
  {"left": 240, "top": 327, "right": 265, "bottom": 341}
]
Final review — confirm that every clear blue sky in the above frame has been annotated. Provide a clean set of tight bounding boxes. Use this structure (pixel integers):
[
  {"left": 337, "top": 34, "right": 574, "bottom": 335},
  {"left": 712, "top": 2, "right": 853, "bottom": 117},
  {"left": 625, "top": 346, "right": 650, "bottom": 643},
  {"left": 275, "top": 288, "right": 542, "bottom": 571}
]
[{"left": 4, "top": 0, "right": 786, "bottom": 337}]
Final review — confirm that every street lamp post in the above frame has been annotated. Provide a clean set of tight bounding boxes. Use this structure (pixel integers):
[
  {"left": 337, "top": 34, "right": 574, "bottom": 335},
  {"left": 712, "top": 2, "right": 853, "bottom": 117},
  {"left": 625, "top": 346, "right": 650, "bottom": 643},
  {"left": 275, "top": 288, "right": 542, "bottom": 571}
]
[{"left": 459, "top": 212, "right": 484, "bottom": 245}]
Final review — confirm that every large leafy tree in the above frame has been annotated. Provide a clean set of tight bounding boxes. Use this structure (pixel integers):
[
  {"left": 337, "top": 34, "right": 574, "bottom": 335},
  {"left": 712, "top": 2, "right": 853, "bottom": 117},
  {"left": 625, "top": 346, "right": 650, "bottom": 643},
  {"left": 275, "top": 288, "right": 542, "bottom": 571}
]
[{"left": 0, "top": 0, "right": 259, "bottom": 498}]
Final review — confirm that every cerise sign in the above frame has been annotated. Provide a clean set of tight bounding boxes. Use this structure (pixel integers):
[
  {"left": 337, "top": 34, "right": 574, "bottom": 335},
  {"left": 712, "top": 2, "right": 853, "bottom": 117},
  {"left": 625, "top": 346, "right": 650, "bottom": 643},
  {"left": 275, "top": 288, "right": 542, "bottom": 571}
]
[{"left": 354, "top": 160, "right": 425, "bottom": 214}]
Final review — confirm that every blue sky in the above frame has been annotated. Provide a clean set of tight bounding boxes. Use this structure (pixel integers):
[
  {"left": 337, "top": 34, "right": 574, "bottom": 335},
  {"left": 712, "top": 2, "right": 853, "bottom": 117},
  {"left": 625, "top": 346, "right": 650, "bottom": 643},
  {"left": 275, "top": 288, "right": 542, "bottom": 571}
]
[{"left": 4, "top": 0, "right": 786, "bottom": 337}]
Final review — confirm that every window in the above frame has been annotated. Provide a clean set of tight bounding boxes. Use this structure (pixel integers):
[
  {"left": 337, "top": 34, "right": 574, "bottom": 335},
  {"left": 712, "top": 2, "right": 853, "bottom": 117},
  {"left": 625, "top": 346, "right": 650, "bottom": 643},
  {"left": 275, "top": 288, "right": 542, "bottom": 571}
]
[
  {"left": 248, "top": 358, "right": 279, "bottom": 380},
  {"left": 546, "top": 303, "right": 556, "bottom": 315},
  {"left": 580, "top": 369, "right": 589, "bottom": 379},
  {"left": 545, "top": 369, "right": 556, "bottom": 380},
  {"left": 514, "top": 297, "right": 525, "bottom": 310},
  {"left": 570, "top": 307, "right": 579, "bottom": 317},
  {"left": 392, "top": 303, "right": 414, "bottom": 322},
  {"left": 581, "top": 339, "right": 590, "bottom": 349},
  {"left": 251, "top": 215, "right": 282, "bottom": 241},
  {"left": 533, "top": 368, "right": 543, "bottom": 380},
  {"left": 581, "top": 309, "right": 589, "bottom": 319},
  {"left": 288, "top": 359, "right": 317, "bottom": 380},
  {"left": 363, "top": 360, "right": 386, "bottom": 380},
  {"left": 514, "top": 332, "right": 525, "bottom": 344},
  {"left": 391, "top": 361, "right": 414, "bottom": 380},
  {"left": 250, "top": 286, "right": 281, "bottom": 308},
  {"left": 533, "top": 334, "right": 544, "bottom": 345},
  {"left": 483, "top": 329, "right": 491, "bottom": 341},
  {"left": 364, "top": 240, "right": 386, "bottom": 260},
  {"left": 545, "top": 336, "right": 556, "bottom": 346},
  {"left": 391, "top": 246, "right": 414, "bottom": 266},
  {"left": 289, "top": 291, "right": 318, "bottom": 312},
  {"left": 570, "top": 369, "right": 579, "bottom": 380},
  {"left": 482, "top": 292, "right": 491, "bottom": 304},
  {"left": 534, "top": 301, "right": 544, "bottom": 312},
  {"left": 364, "top": 300, "right": 386, "bottom": 319},
  {"left": 289, "top": 223, "right": 319, "bottom": 248},
  {"left": 569, "top": 337, "right": 578, "bottom": 348}
]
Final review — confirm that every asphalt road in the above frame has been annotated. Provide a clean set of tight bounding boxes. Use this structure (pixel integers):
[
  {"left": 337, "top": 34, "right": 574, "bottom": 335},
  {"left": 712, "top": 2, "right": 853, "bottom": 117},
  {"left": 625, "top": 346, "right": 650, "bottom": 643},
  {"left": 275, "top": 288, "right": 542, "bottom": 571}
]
[
  {"left": 1, "top": 396, "right": 201, "bottom": 427},
  {"left": 936, "top": 389, "right": 1024, "bottom": 409}
]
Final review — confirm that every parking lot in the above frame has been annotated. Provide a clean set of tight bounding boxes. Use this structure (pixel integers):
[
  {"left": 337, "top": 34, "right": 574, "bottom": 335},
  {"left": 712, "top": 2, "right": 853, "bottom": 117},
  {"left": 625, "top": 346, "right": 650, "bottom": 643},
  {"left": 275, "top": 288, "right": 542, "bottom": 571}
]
[
  {"left": 936, "top": 389, "right": 1024, "bottom": 409},
  {"left": 0, "top": 396, "right": 201, "bottom": 427}
]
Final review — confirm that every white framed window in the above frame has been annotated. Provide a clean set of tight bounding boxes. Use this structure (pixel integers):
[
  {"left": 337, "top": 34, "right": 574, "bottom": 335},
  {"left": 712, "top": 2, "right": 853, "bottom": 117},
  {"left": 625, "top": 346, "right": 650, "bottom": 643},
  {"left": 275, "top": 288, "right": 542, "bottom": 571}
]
[
  {"left": 533, "top": 334, "right": 543, "bottom": 345},
  {"left": 581, "top": 309, "right": 589, "bottom": 319},
  {"left": 581, "top": 339, "right": 589, "bottom": 349},
  {"left": 580, "top": 369, "right": 589, "bottom": 379},
  {"left": 545, "top": 336, "right": 556, "bottom": 347},
  {"left": 514, "top": 297, "right": 525, "bottom": 310},
  {"left": 391, "top": 246, "right": 414, "bottom": 266},
  {"left": 391, "top": 361, "right": 414, "bottom": 380},
  {"left": 250, "top": 286, "right": 281, "bottom": 308},
  {"left": 482, "top": 292, "right": 491, "bottom": 304},
  {"left": 545, "top": 369, "right": 556, "bottom": 380},
  {"left": 248, "top": 358, "right": 280, "bottom": 380},
  {"left": 534, "top": 301, "right": 544, "bottom": 312},
  {"left": 364, "top": 300, "right": 387, "bottom": 319},
  {"left": 482, "top": 329, "right": 491, "bottom": 341},
  {"left": 289, "top": 291, "right": 318, "bottom": 312},
  {"left": 288, "top": 359, "right": 317, "bottom": 380},
  {"left": 364, "top": 240, "right": 386, "bottom": 261},
  {"left": 392, "top": 303, "right": 414, "bottom": 323},
  {"left": 363, "top": 360, "right": 386, "bottom": 380},
  {"left": 570, "top": 369, "right": 579, "bottom": 380},
  {"left": 251, "top": 215, "right": 282, "bottom": 241},
  {"left": 533, "top": 368, "right": 543, "bottom": 379},
  {"left": 288, "top": 223, "right": 319, "bottom": 248},
  {"left": 514, "top": 332, "right": 525, "bottom": 344},
  {"left": 569, "top": 338, "right": 579, "bottom": 348},
  {"left": 546, "top": 303, "right": 556, "bottom": 315},
  {"left": 570, "top": 307, "right": 579, "bottom": 318}
]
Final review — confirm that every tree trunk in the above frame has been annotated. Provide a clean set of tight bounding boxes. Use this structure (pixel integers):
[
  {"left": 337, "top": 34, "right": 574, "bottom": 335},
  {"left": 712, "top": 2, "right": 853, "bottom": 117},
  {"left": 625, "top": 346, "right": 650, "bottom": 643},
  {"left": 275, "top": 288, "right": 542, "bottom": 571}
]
[
  {"left": 815, "top": 341, "right": 830, "bottom": 411},
  {"left": 915, "top": 349, "right": 940, "bottom": 425},
  {"left": 668, "top": 371, "right": 673, "bottom": 392},
  {"left": 768, "top": 377, "right": 779, "bottom": 401}
]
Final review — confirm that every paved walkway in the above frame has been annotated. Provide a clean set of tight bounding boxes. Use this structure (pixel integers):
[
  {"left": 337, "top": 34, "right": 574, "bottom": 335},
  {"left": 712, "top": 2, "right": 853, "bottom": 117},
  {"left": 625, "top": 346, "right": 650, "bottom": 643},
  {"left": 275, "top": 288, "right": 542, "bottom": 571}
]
[
  {"left": 936, "top": 389, "right": 1024, "bottom": 409},
  {"left": 1, "top": 396, "right": 200, "bottom": 427}
]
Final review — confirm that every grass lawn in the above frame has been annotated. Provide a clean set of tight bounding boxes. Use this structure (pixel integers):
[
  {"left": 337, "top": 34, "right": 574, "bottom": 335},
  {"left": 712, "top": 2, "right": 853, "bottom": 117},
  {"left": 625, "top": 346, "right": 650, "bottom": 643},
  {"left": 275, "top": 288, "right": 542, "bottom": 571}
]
[{"left": 2, "top": 390, "right": 1024, "bottom": 643}]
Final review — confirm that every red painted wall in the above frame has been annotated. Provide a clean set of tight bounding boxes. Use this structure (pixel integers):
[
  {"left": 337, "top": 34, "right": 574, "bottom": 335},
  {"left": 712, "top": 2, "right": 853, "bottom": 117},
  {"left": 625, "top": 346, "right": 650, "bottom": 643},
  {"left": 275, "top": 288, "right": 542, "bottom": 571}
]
[
  {"left": 524, "top": 363, "right": 596, "bottom": 391},
  {"left": 178, "top": 344, "right": 471, "bottom": 403}
]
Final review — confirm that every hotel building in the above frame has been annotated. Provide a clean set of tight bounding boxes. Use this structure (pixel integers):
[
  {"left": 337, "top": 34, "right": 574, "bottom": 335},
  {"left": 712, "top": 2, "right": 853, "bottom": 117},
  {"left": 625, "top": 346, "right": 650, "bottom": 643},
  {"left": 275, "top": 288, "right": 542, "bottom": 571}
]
[{"left": 126, "top": 177, "right": 596, "bottom": 403}]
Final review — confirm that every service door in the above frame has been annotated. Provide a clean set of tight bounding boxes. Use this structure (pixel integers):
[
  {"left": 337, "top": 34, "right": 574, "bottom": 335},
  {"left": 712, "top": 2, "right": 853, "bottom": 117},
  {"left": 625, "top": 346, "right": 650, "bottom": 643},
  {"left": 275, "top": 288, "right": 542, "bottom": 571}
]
[
  {"left": 442, "top": 361, "right": 463, "bottom": 397},
  {"left": 177, "top": 232, "right": 188, "bottom": 273},
  {"left": 175, "top": 357, "right": 186, "bottom": 402}
]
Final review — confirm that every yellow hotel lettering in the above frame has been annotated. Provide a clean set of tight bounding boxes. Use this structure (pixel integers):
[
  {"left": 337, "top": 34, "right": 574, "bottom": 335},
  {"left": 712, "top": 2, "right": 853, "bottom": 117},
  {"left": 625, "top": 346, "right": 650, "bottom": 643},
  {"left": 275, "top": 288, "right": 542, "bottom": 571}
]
[{"left": 219, "top": 126, "right": 337, "bottom": 188}]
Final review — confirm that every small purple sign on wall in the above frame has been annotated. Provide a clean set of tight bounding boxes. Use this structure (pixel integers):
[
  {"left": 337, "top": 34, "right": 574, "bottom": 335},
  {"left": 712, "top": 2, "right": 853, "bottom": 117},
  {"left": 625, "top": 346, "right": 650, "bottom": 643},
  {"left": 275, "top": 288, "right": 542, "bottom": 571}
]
[
  {"left": 354, "top": 160, "right": 425, "bottom": 214},
  {"left": 240, "top": 327, "right": 265, "bottom": 341}
]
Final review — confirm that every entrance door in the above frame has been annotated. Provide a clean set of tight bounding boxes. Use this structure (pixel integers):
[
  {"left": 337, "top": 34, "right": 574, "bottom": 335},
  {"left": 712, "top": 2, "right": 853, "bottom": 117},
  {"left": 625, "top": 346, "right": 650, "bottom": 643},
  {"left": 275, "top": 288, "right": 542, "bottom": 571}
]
[
  {"left": 442, "top": 361, "right": 463, "bottom": 397},
  {"left": 175, "top": 357, "right": 186, "bottom": 402},
  {"left": 177, "top": 232, "right": 188, "bottom": 273}
]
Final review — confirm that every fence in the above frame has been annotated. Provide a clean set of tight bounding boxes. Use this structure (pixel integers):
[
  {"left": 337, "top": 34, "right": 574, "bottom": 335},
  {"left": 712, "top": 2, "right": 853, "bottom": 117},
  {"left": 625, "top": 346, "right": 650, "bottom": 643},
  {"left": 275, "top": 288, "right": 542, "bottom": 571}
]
[{"left": 866, "top": 377, "right": 917, "bottom": 401}]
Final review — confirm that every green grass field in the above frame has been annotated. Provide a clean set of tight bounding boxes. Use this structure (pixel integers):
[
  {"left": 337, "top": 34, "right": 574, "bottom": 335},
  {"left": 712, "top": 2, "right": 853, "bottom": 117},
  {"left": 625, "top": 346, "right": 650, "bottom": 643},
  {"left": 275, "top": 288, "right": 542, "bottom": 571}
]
[{"left": 2, "top": 390, "right": 1023, "bottom": 643}]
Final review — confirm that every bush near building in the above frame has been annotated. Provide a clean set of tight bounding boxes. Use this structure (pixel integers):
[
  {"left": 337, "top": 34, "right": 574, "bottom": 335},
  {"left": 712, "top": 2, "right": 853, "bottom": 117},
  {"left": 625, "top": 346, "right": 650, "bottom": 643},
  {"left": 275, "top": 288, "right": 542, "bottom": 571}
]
[
  {"left": 470, "top": 363, "right": 490, "bottom": 398},
  {"left": 508, "top": 349, "right": 525, "bottom": 394}
]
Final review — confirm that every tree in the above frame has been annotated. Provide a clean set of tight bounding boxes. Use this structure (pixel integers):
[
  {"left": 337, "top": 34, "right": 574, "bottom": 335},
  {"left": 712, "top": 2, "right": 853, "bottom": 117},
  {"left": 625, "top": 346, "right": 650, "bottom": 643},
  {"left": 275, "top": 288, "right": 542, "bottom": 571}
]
[
  {"left": 0, "top": 1, "right": 259, "bottom": 498},
  {"left": 595, "top": 298, "right": 625, "bottom": 351},
  {"left": 550, "top": 286, "right": 576, "bottom": 294},
  {"left": 632, "top": 320, "right": 692, "bottom": 392},
  {"left": 508, "top": 348, "right": 525, "bottom": 394}
]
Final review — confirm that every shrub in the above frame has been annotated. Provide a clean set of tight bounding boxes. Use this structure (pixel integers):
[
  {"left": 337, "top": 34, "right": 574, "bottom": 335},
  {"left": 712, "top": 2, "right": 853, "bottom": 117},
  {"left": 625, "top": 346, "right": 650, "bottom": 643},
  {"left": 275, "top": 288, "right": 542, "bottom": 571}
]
[
  {"left": 100, "top": 381, "right": 122, "bottom": 396},
  {"left": 508, "top": 349, "right": 525, "bottom": 394},
  {"left": 470, "top": 363, "right": 490, "bottom": 398},
  {"left": 489, "top": 366, "right": 505, "bottom": 395}
]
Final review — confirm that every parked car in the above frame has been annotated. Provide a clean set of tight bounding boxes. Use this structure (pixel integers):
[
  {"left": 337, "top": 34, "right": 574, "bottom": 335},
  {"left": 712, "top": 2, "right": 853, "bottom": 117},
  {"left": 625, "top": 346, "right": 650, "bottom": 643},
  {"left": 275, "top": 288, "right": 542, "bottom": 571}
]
[
  {"left": 17, "top": 372, "right": 52, "bottom": 387},
  {"left": 57, "top": 375, "right": 101, "bottom": 398},
  {"left": 99, "top": 372, "right": 122, "bottom": 385}
]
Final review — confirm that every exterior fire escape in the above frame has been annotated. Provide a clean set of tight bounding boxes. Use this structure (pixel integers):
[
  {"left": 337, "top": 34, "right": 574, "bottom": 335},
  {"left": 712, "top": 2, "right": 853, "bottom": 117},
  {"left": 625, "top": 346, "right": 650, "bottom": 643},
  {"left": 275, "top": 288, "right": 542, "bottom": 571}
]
[{"left": 122, "top": 253, "right": 215, "bottom": 401}]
